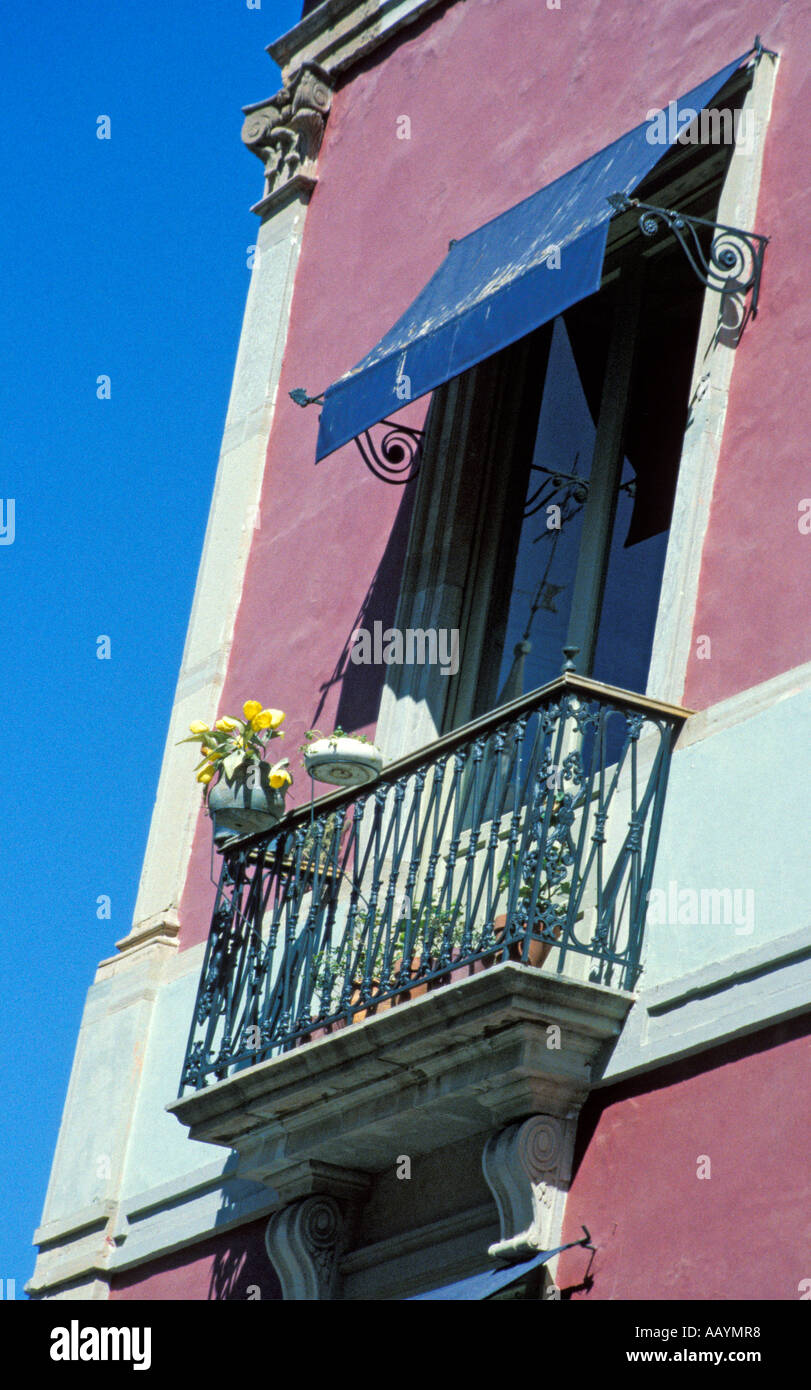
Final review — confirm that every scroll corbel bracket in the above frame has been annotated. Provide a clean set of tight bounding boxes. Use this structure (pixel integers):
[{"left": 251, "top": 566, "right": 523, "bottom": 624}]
[
  {"left": 482, "top": 1114, "right": 577, "bottom": 1262},
  {"left": 265, "top": 1195, "right": 347, "bottom": 1301}
]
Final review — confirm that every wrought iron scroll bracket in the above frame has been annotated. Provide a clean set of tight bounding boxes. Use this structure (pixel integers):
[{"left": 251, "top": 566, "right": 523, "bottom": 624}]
[
  {"left": 606, "top": 193, "right": 769, "bottom": 316},
  {"left": 290, "top": 389, "right": 424, "bottom": 483}
]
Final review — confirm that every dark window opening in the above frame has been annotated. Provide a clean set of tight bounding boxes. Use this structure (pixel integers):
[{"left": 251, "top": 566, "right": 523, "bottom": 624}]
[{"left": 469, "top": 151, "right": 730, "bottom": 718}]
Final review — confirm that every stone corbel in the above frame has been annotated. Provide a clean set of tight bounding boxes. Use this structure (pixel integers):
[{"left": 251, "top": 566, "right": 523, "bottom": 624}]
[
  {"left": 482, "top": 1114, "right": 577, "bottom": 1262},
  {"left": 241, "top": 62, "right": 333, "bottom": 217},
  {"left": 265, "top": 1196, "right": 348, "bottom": 1301}
]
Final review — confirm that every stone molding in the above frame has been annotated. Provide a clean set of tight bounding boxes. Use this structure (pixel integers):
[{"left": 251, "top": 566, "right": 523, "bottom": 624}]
[
  {"left": 482, "top": 1114, "right": 576, "bottom": 1262},
  {"left": 242, "top": 1155, "right": 371, "bottom": 1207},
  {"left": 269, "top": 0, "right": 449, "bottom": 84},
  {"left": 265, "top": 1196, "right": 348, "bottom": 1300},
  {"left": 108, "top": 909, "right": 180, "bottom": 965},
  {"left": 28, "top": 1203, "right": 117, "bottom": 1300},
  {"left": 241, "top": 62, "right": 333, "bottom": 217},
  {"left": 169, "top": 964, "right": 632, "bottom": 1173}
]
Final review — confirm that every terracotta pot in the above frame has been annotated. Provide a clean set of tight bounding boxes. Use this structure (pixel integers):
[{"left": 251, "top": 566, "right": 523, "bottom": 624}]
[
  {"left": 387, "top": 956, "right": 430, "bottom": 1005},
  {"left": 427, "top": 947, "right": 485, "bottom": 990},
  {"left": 492, "top": 912, "right": 559, "bottom": 968},
  {"left": 295, "top": 1015, "right": 346, "bottom": 1046},
  {"left": 349, "top": 979, "right": 381, "bottom": 1021},
  {"left": 348, "top": 957, "right": 430, "bottom": 1019}
]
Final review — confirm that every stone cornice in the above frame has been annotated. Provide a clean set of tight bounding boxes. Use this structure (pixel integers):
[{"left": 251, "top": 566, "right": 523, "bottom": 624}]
[
  {"left": 269, "top": 0, "right": 451, "bottom": 84},
  {"left": 241, "top": 61, "right": 333, "bottom": 217}
]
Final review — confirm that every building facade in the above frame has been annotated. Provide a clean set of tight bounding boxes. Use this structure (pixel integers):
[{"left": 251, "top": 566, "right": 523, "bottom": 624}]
[{"left": 30, "top": 0, "right": 810, "bottom": 1302}]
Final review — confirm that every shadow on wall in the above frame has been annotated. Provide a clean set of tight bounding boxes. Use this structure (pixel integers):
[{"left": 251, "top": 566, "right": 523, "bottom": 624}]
[
  {"left": 207, "top": 1223, "right": 282, "bottom": 1302},
  {"left": 309, "top": 482, "right": 417, "bottom": 733}
]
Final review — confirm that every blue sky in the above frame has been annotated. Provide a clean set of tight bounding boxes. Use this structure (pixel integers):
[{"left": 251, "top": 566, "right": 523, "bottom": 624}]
[{"left": 0, "top": 0, "right": 303, "bottom": 1296}]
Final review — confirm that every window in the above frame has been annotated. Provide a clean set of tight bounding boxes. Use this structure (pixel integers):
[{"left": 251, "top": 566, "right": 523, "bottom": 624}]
[{"left": 376, "top": 73, "right": 757, "bottom": 756}]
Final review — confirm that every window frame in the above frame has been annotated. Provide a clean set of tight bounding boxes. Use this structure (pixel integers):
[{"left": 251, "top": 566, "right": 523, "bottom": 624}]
[{"left": 374, "top": 60, "right": 775, "bottom": 762}]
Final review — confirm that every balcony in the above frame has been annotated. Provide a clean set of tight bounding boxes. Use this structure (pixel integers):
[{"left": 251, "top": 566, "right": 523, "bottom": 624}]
[{"left": 170, "top": 675, "right": 687, "bottom": 1197}]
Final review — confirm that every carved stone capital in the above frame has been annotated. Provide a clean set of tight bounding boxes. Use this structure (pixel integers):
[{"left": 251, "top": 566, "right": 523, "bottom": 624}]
[
  {"left": 265, "top": 1195, "right": 347, "bottom": 1301},
  {"left": 241, "top": 62, "right": 333, "bottom": 217},
  {"left": 482, "top": 1114, "right": 577, "bottom": 1262}
]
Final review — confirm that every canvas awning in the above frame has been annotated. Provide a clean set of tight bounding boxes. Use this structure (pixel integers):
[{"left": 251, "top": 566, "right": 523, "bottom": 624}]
[{"left": 315, "top": 52, "right": 747, "bottom": 462}]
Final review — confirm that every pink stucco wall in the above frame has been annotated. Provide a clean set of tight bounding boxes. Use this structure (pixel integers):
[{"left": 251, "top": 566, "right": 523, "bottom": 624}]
[
  {"left": 557, "top": 1016, "right": 811, "bottom": 1300},
  {"left": 109, "top": 1217, "right": 280, "bottom": 1301},
  {"left": 180, "top": 0, "right": 809, "bottom": 947}
]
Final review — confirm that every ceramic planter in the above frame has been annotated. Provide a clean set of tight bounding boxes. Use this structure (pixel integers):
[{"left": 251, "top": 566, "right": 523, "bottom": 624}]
[
  {"left": 207, "top": 761, "right": 288, "bottom": 848},
  {"left": 303, "top": 736, "right": 383, "bottom": 788}
]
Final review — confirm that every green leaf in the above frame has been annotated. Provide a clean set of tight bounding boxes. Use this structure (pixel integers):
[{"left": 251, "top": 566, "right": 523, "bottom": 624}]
[{"left": 221, "top": 751, "right": 242, "bottom": 780}]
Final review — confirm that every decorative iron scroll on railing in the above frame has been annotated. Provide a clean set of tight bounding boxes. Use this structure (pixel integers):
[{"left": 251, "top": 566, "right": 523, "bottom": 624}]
[{"left": 179, "top": 674, "right": 689, "bottom": 1094}]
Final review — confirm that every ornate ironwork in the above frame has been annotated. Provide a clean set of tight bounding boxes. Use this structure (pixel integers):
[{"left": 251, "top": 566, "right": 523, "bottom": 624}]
[
  {"left": 179, "top": 673, "right": 688, "bottom": 1094},
  {"left": 524, "top": 464, "right": 589, "bottom": 520},
  {"left": 291, "top": 390, "right": 424, "bottom": 483},
  {"left": 607, "top": 193, "right": 769, "bottom": 316},
  {"left": 524, "top": 462, "right": 635, "bottom": 523},
  {"left": 353, "top": 417, "right": 424, "bottom": 484}
]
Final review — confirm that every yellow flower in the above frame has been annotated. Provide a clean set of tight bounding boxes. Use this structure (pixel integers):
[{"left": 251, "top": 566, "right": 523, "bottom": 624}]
[
  {"left": 196, "top": 765, "right": 216, "bottom": 784},
  {"left": 243, "top": 700, "right": 263, "bottom": 722},
  {"left": 252, "top": 708, "right": 285, "bottom": 731},
  {"left": 201, "top": 746, "right": 222, "bottom": 759},
  {"left": 189, "top": 720, "right": 210, "bottom": 735},
  {"left": 215, "top": 716, "right": 240, "bottom": 732},
  {"left": 250, "top": 707, "right": 282, "bottom": 731},
  {"left": 269, "top": 770, "right": 292, "bottom": 789}
]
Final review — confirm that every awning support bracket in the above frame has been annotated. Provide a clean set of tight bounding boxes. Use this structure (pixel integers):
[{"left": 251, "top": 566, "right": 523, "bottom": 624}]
[
  {"left": 290, "top": 388, "right": 424, "bottom": 483},
  {"left": 607, "top": 193, "right": 769, "bottom": 316}
]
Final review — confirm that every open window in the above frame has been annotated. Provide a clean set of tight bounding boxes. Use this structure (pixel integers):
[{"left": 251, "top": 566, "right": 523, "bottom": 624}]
[{"left": 375, "top": 68, "right": 761, "bottom": 753}]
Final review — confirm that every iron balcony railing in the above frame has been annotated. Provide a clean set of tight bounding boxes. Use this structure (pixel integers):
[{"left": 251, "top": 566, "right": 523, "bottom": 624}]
[{"left": 180, "top": 673, "right": 689, "bottom": 1093}]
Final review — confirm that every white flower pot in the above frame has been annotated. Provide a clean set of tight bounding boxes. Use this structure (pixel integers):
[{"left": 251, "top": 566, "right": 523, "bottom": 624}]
[{"left": 303, "top": 737, "right": 383, "bottom": 788}]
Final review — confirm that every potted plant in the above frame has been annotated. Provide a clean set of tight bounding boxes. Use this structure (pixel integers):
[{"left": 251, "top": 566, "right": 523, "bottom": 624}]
[
  {"left": 312, "top": 902, "right": 419, "bottom": 1022},
  {"left": 179, "top": 699, "right": 292, "bottom": 847},
  {"left": 301, "top": 727, "right": 383, "bottom": 788},
  {"left": 492, "top": 808, "right": 576, "bottom": 967}
]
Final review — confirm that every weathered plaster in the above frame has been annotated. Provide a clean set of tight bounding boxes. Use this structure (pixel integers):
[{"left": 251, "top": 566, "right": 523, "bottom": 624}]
[{"left": 558, "top": 1018, "right": 811, "bottom": 1301}]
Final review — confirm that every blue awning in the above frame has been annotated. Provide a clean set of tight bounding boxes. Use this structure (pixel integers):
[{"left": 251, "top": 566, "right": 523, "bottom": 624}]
[
  {"left": 315, "top": 53, "right": 747, "bottom": 461},
  {"left": 406, "top": 1243, "right": 570, "bottom": 1302}
]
